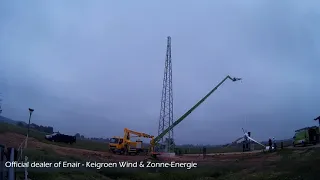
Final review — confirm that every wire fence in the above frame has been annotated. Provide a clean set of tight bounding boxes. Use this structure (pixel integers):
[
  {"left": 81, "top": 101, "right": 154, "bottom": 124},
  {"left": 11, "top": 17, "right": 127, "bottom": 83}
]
[
  {"left": 0, "top": 136, "right": 29, "bottom": 180},
  {"left": 0, "top": 144, "right": 6, "bottom": 180},
  {"left": 17, "top": 136, "right": 29, "bottom": 180}
]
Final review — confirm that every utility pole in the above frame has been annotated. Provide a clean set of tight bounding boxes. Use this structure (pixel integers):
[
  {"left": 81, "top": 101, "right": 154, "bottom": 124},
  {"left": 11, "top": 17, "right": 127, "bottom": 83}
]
[
  {"left": 315, "top": 116, "right": 320, "bottom": 144},
  {"left": 25, "top": 108, "right": 34, "bottom": 148},
  {"left": 314, "top": 116, "right": 320, "bottom": 126},
  {"left": 158, "top": 36, "right": 174, "bottom": 153},
  {"left": 0, "top": 93, "right": 2, "bottom": 115}
]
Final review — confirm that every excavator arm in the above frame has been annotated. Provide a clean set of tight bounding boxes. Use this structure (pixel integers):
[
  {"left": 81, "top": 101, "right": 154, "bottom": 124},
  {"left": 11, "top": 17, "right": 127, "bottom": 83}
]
[{"left": 151, "top": 75, "right": 241, "bottom": 147}]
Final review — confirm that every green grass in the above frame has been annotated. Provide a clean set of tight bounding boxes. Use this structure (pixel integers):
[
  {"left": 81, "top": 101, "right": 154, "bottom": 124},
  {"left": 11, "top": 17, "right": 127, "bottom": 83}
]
[
  {"left": 16, "top": 148, "right": 112, "bottom": 180},
  {"left": 16, "top": 146, "right": 246, "bottom": 180},
  {"left": 15, "top": 147, "right": 320, "bottom": 180},
  {"left": 247, "top": 148, "right": 320, "bottom": 180}
]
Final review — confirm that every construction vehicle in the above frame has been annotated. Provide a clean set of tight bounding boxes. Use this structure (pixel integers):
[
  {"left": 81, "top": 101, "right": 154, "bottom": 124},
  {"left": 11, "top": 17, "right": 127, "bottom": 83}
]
[
  {"left": 149, "top": 75, "right": 241, "bottom": 157},
  {"left": 293, "top": 126, "right": 319, "bottom": 147},
  {"left": 227, "top": 128, "right": 269, "bottom": 151},
  {"left": 109, "top": 128, "right": 154, "bottom": 155},
  {"left": 110, "top": 75, "right": 241, "bottom": 157}
]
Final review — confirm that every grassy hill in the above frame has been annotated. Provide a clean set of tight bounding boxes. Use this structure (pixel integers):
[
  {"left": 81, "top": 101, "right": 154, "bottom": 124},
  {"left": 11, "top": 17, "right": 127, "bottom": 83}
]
[
  {"left": 0, "top": 122, "right": 109, "bottom": 151},
  {"left": 0, "top": 115, "right": 19, "bottom": 125}
]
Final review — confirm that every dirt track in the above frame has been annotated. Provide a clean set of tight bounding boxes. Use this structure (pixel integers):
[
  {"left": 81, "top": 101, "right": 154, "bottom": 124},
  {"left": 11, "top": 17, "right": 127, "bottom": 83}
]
[
  {"left": 0, "top": 132, "right": 281, "bottom": 163},
  {"left": 185, "top": 150, "right": 263, "bottom": 156},
  {"left": 287, "top": 144, "right": 320, "bottom": 149}
]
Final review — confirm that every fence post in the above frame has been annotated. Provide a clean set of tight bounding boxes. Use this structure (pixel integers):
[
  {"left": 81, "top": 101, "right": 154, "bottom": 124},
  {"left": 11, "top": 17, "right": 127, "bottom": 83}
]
[
  {"left": 24, "top": 156, "right": 28, "bottom": 180},
  {"left": 7, "top": 147, "right": 15, "bottom": 180},
  {"left": 0, "top": 144, "right": 5, "bottom": 180}
]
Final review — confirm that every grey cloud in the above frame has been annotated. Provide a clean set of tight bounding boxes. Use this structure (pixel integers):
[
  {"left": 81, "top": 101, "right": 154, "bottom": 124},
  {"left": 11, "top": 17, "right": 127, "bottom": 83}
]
[{"left": 1, "top": 0, "right": 320, "bottom": 144}]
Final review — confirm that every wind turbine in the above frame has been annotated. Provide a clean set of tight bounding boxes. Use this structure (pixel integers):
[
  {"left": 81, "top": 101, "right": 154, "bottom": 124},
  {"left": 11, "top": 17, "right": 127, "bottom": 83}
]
[{"left": 228, "top": 128, "right": 266, "bottom": 151}]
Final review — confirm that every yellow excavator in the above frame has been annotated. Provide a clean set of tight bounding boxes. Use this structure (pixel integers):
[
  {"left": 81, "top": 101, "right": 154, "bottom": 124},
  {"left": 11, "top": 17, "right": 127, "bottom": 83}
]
[
  {"left": 109, "top": 128, "right": 154, "bottom": 155},
  {"left": 110, "top": 75, "right": 241, "bottom": 158}
]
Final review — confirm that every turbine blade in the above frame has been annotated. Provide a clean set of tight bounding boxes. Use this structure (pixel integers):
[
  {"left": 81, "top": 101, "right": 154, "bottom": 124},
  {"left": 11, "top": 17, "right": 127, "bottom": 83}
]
[
  {"left": 225, "top": 144, "right": 232, "bottom": 147},
  {"left": 231, "top": 137, "right": 244, "bottom": 144},
  {"left": 247, "top": 136, "right": 265, "bottom": 147},
  {"left": 242, "top": 128, "right": 245, "bottom": 133},
  {"left": 226, "top": 137, "right": 244, "bottom": 147}
]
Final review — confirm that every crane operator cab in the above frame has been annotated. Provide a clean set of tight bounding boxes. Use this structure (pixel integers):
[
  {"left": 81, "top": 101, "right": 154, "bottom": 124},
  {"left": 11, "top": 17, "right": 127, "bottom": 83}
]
[{"left": 109, "top": 137, "right": 123, "bottom": 153}]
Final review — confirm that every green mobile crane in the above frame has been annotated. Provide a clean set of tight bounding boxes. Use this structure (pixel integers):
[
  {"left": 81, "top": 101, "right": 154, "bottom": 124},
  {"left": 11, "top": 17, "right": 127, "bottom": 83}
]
[{"left": 150, "top": 75, "right": 242, "bottom": 157}]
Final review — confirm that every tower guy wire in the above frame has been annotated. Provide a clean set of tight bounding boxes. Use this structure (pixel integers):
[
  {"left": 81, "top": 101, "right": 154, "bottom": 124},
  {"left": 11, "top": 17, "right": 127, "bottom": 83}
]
[{"left": 158, "top": 36, "right": 174, "bottom": 153}]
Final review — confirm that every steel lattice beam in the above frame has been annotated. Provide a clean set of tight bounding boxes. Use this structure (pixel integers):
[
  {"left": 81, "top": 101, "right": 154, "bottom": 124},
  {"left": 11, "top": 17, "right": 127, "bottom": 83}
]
[{"left": 158, "top": 36, "right": 174, "bottom": 152}]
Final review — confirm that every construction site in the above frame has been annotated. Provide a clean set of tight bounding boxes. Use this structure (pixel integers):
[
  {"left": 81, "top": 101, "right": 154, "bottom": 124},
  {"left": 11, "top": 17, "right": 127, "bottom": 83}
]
[{"left": 1, "top": 35, "right": 320, "bottom": 180}]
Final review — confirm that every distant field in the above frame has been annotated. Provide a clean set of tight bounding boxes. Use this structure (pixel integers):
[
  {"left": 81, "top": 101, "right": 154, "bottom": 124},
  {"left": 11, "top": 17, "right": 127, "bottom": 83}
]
[
  {"left": 0, "top": 122, "right": 293, "bottom": 154},
  {"left": 0, "top": 122, "right": 109, "bottom": 152},
  {"left": 178, "top": 140, "right": 293, "bottom": 154}
]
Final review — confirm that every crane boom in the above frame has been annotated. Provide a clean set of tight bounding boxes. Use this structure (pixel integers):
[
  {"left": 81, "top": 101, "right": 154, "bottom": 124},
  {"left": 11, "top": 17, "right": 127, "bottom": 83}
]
[
  {"left": 124, "top": 128, "right": 154, "bottom": 139},
  {"left": 152, "top": 75, "right": 241, "bottom": 145}
]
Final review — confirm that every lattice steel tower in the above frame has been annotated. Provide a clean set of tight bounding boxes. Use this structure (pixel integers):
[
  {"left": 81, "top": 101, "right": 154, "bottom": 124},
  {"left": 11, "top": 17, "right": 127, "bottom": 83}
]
[{"left": 158, "top": 36, "right": 174, "bottom": 152}]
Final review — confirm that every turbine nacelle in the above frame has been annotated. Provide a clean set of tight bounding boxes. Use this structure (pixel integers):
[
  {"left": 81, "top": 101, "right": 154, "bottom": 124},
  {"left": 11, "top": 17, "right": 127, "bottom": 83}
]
[{"left": 228, "top": 128, "right": 266, "bottom": 149}]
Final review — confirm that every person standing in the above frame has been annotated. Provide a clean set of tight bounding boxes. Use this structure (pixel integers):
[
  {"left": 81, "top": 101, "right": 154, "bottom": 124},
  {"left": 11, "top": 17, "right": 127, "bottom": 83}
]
[
  {"left": 202, "top": 146, "right": 206, "bottom": 159},
  {"left": 268, "top": 138, "right": 272, "bottom": 152},
  {"left": 242, "top": 142, "right": 245, "bottom": 152},
  {"left": 273, "top": 137, "right": 277, "bottom": 151}
]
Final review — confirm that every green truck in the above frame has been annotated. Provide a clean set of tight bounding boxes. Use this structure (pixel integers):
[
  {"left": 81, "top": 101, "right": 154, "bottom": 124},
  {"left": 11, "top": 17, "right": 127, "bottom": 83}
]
[{"left": 293, "top": 126, "right": 319, "bottom": 147}]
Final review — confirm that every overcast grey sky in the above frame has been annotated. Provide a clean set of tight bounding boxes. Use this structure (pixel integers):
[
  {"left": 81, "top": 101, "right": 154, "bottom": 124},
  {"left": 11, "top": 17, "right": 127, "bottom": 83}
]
[{"left": 1, "top": 0, "right": 320, "bottom": 145}]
